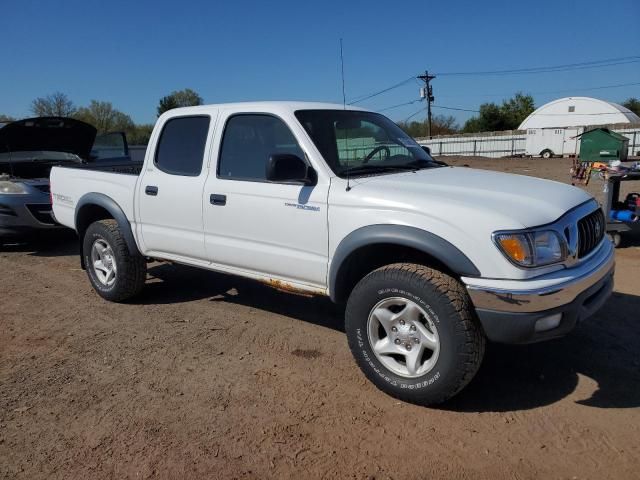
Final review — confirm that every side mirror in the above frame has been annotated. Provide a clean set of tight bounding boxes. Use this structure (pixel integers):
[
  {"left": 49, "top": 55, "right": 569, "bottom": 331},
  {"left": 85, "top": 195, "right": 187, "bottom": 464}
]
[
  {"left": 266, "top": 154, "right": 317, "bottom": 185},
  {"left": 421, "top": 145, "right": 431, "bottom": 155}
]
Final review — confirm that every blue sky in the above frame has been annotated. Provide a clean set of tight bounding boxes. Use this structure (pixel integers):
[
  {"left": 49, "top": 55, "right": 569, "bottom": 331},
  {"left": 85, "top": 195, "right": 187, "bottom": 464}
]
[{"left": 2, "top": 0, "right": 639, "bottom": 126}]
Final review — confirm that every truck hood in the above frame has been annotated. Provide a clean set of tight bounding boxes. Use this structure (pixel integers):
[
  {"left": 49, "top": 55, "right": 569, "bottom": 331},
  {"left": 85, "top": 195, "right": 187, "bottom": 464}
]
[
  {"left": 0, "top": 117, "right": 97, "bottom": 160},
  {"left": 349, "top": 166, "right": 593, "bottom": 229}
]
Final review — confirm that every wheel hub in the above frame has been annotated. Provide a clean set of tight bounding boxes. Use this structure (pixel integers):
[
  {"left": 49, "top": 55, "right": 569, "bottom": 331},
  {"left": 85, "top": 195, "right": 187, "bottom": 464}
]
[
  {"left": 90, "top": 238, "right": 117, "bottom": 287},
  {"left": 367, "top": 297, "right": 440, "bottom": 378},
  {"left": 392, "top": 322, "right": 417, "bottom": 348}
]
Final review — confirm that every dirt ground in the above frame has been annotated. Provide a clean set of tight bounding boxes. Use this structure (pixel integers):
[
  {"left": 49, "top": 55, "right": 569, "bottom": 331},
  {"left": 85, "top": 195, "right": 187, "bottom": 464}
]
[{"left": 1, "top": 157, "right": 639, "bottom": 479}]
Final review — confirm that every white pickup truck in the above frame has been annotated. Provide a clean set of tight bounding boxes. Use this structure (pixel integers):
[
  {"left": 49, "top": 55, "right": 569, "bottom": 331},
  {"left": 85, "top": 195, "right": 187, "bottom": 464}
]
[{"left": 51, "top": 102, "right": 614, "bottom": 405}]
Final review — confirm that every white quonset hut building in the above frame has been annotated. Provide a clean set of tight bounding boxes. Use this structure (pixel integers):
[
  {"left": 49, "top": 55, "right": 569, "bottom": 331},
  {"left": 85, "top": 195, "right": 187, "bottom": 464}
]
[
  {"left": 519, "top": 97, "right": 640, "bottom": 130},
  {"left": 519, "top": 97, "right": 640, "bottom": 157}
]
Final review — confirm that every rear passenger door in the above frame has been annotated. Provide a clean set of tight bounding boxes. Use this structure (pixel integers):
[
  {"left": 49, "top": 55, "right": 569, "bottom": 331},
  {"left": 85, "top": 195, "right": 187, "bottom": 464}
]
[
  {"left": 137, "top": 114, "right": 214, "bottom": 262},
  {"left": 202, "top": 113, "right": 329, "bottom": 287}
]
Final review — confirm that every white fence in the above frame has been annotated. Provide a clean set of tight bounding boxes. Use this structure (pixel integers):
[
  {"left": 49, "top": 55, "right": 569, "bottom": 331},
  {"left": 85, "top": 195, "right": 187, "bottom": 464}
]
[{"left": 416, "top": 126, "right": 640, "bottom": 158}]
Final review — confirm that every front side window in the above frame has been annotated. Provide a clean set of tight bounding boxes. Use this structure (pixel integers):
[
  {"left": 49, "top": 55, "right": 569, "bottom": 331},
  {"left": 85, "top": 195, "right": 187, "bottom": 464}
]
[
  {"left": 294, "top": 110, "right": 440, "bottom": 177},
  {"left": 155, "top": 116, "right": 210, "bottom": 176},
  {"left": 218, "top": 114, "right": 305, "bottom": 181}
]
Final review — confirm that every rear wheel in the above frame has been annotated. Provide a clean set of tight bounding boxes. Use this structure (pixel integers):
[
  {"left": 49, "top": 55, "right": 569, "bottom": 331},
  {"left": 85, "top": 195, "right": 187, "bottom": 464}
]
[
  {"left": 541, "top": 149, "right": 553, "bottom": 159},
  {"left": 345, "top": 263, "right": 485, "bottom": 405},
  {"left": 83, "top": 219, "right": 146, "bottom": 302}
]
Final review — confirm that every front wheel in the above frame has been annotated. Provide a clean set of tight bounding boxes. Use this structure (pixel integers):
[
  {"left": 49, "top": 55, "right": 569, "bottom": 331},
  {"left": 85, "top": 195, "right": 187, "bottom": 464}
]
[
  {"left": 83, "top": 219, "right": 147, "bottom": 302},
  {"left": 541, "top": 149, "right": 553, "bottom": 159},
  {"left": 345, "top": 263, "right": 485, "bottom": 405}
]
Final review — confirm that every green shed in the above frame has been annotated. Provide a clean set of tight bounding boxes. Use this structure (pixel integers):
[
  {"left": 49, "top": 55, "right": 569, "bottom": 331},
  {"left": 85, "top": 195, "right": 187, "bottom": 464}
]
[{"left": 579, "top": 128, "right": 629, "bottom": 162}]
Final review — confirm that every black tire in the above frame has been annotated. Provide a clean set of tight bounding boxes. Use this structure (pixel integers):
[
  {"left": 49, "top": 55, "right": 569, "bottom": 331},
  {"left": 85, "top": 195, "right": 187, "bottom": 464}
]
[
  {"left": 345, "top": 263, "right": 485, "bottom": 405},
  {"left": 540, "top": 149, "right": 553, "bottom": 159},
  {"left": 83, "top": 219, "right": 147, "bottom": 302}
]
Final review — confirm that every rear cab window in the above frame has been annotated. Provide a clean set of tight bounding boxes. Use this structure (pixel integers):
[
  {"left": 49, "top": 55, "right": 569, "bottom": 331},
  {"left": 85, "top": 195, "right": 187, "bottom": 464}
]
[{"left": 154, "top": 116, "right": 210, "bottom": 176}]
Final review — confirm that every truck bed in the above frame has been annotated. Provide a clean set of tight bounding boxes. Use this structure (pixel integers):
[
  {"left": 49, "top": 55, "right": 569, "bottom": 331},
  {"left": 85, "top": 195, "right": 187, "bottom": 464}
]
[
  {"left": 51, "top": 165, "right": 140, "bottom": 232},
  {"left": 64, "top": 158, "right": 143, "bottom": 175}
]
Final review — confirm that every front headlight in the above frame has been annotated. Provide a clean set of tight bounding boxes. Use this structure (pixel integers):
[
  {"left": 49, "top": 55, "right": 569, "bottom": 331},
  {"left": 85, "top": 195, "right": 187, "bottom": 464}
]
[
  {"left": 0, "top": 180, "right": 28, "bottom": 194},
  {"left": 494, "top": 229, "right": 566, "bottom": 267}
]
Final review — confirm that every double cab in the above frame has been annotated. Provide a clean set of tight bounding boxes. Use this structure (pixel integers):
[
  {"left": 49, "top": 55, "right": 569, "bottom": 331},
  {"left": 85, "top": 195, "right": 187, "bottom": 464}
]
[{"left": 51, "top": 102, "right": 614, "bottom": 404}]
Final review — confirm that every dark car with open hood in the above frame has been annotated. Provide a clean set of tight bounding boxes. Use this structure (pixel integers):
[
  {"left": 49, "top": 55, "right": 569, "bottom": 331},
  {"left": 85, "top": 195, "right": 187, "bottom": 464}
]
[{"left": 0, "top": 117, "right": 140, "bottom": 239}]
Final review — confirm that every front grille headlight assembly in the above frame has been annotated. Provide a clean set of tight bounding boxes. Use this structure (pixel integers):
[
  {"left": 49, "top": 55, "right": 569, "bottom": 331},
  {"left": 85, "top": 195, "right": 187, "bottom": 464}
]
[
  {"left": 0, "top": 181, "right": 28, "bottom": 194},
  {"left": 494, "top": 229, "right": 567, "bottom": 267}
]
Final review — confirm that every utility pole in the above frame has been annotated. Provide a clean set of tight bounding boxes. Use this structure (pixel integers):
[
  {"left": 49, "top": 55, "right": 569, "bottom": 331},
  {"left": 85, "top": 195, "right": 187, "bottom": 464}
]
[{"left": 418, "top": 71, "right": 436, "bottom": 138}]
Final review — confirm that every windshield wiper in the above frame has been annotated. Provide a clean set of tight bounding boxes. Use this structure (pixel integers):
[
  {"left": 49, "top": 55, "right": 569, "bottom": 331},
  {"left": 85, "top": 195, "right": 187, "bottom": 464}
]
[
  {"left": 340, "top": 164, "right": 420, "bottom": 177},
  {"left": 341, "top": 159, "right": 443, "bottom": 177}
]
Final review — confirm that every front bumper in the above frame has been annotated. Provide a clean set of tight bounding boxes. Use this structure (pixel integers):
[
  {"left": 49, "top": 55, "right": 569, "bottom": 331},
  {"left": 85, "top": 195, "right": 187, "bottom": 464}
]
[
  {"left": 0, "top": 192, "right": 59, "bottom": 238},
  {"left": 463, "top": 239, "right": 615, "bottom": 343}
]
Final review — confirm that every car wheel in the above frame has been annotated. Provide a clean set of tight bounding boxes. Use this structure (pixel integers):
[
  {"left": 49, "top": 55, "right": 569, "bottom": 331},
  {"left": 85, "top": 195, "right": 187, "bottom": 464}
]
[
  {"left": 83, "top": 219, "right": 147, "bottom": 302},
  {"left": 541, "top": 149, "right": 553, "bottom": 159},
  {"left": 345, "top": 263, "right": 485, "bottom": 405}
]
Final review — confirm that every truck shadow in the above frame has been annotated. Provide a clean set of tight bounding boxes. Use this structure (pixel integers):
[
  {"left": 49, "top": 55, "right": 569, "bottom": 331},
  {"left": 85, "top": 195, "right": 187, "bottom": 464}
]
[
  {"left": 140, "top": 263, "right": 640, "bottom": 412},
  {"left": 0, "top": 230, "right": 79, "bottom": 256},
  {"left": 442, "top": 291, "right": 640, "bottom": 412},
  {"left": 140, "top": 262, "right": 345, "bottom": 331}
]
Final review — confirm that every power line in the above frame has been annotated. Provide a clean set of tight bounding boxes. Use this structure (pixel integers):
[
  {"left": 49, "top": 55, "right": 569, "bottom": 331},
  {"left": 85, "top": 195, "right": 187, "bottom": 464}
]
[
  {"left": 529, "top": 80, "right": 640, "bottom": 95},
  {"left": 400, "top": 107, "right": 425, "bottom": 123},
  {"left": 435, "top": 55, "right": 640, "bottom": 77},
  {"left": 347, "top": 76, "right": 415, "bottom": 105},
  {"left": 347, "top": 56, "right": 640, "bottom": 106},
  {"left": 377, "top": 99, "right": 423, "bottom": 112},
  {"left": 432, "top": 105, "right": 480, "bottom": 113},
  {"left": 436, "top": 80, "right": 640, "bottom": 99}
]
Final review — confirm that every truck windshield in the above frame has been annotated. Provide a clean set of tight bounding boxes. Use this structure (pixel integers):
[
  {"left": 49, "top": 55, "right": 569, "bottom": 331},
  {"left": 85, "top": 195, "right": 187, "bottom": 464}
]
[{"left": 294, "top": 109, "right": 440, "bottom": 177}]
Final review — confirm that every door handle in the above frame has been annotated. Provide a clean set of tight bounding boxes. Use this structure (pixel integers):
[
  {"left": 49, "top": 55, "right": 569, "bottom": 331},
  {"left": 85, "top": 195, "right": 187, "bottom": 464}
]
[
  {"left": 210, "top": 194, "right": 226, "bottom": 206},
  {"left": 145, "top": 185, "right": 158, "bottom": 196}
]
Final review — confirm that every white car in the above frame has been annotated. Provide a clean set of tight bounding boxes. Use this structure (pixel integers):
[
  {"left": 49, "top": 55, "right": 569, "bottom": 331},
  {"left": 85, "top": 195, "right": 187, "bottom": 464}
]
[{"left": 51, "top": 102, "right": 614, "bottom": 405}]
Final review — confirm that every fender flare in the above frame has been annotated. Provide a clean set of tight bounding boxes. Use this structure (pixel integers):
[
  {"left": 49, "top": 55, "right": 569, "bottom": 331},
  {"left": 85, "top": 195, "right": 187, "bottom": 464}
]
[
  {"left": 75, "top": 192, "right": 140, "bottom": 260},
  {"left": 328, "top": 224, "right": 480, "bottom": 302}
]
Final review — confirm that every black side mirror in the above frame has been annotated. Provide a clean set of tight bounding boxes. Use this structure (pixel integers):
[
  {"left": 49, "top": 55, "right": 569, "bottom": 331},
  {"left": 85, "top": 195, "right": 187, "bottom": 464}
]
[
  {"left": 266, "top": 154, "right": 317, "bottom": 185},
  {"left": 421, "top": 145, "right": 431, "bottom": 155}
]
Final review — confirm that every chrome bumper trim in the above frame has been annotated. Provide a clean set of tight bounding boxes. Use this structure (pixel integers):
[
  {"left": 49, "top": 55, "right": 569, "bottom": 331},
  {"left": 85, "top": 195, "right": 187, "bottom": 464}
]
[{"left": 466, "top": 243, "right": 615, "bottom": 313}]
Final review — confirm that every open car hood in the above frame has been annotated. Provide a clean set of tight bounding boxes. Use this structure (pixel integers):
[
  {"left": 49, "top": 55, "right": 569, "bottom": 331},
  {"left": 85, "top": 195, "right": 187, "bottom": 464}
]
[{"left": 0, "top": 117, "right": 97, "bottom": 160}]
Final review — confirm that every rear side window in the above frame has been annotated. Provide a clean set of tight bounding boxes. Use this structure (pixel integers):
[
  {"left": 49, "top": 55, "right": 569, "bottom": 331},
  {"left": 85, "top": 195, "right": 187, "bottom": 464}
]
[
  {"left": 154, "top": 116, "right": 210, "bottom": 176},
  {"left": 218, "top": 114, "right": 304, "bottom": 181}
]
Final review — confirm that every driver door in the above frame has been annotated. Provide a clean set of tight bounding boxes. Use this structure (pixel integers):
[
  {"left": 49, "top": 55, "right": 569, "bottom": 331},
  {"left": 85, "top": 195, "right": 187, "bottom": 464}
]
[{"left": 203, "top": 113, "right": 329, "bottom": 287}]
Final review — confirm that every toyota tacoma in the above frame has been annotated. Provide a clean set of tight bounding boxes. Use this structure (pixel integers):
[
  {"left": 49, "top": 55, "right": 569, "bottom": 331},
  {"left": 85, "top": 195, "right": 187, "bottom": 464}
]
[{"left": 50, "top": 102, "right": 614, "bottom": 405}]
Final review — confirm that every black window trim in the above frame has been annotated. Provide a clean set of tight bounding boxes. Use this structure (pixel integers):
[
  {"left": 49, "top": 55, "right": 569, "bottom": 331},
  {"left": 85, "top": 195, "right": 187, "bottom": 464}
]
[
  {"left": 153, "top": 114, "right": 211, "bottom": 177},
  {"left": 216, "top": 112, "right": 310, "bottom": 184}
]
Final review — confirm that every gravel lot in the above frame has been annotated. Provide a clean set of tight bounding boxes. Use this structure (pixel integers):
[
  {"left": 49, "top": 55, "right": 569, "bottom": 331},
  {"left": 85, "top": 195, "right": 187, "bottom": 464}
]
[{"left": 1, "top": 157, "right": 639, "bottom": 479}]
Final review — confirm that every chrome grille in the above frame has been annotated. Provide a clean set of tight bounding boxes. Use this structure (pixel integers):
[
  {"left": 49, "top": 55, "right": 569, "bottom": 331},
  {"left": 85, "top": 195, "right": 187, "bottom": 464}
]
[{"left": 577, "top": 208, "right": 605, "bottom": 258}]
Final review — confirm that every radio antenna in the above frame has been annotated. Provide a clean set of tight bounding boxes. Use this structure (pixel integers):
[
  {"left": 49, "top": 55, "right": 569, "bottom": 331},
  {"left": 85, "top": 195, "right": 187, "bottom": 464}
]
[{"left": 340, "top": 38, "right": 346, "bottom": 109}]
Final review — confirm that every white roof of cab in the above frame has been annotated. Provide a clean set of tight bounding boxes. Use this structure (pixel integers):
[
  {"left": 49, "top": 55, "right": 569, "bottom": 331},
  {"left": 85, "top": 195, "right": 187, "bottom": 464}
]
[{"left": 161, "top": 101, "right": 370, "bottom": 118}]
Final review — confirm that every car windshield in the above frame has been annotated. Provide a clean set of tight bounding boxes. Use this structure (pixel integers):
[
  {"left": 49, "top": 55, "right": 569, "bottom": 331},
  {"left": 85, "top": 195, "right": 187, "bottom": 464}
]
[{"left": 294, "top": 109, "right": 440, "bottom": 177}]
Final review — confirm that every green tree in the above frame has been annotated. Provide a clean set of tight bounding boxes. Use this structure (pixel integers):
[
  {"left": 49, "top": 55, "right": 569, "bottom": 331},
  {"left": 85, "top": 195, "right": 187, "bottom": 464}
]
[
  {"left": 127, "top": 124, "right": 154, "bottom": 145},
  {"left": 622, "top": 97, "right": 640, "bottom": 117},
  {"left": 157, "top": 88, "right": 203, "bottom": 116},
  {"left": 397, "top": 115, "right": 459, "bottom": 138},
  {"left": 462, "top": 93, "right": 534, "bottom": 133},
  {"left": 74, "top": 100, "right": 134, "bottom": 134}
]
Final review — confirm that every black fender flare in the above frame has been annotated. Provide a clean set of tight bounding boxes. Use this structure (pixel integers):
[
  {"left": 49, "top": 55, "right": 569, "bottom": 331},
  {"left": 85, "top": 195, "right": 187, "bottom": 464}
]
[
  {"left": 328, "top": 224, "right": 480, "bottom": 302},
  {"left": 75, "top": 193, "right": 140, "bottom": 266}
]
